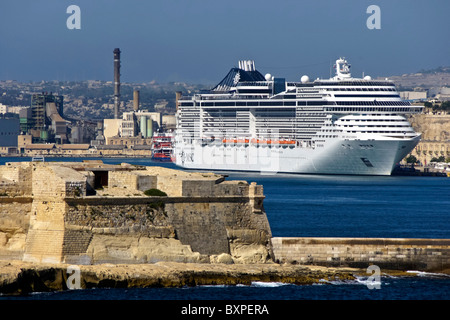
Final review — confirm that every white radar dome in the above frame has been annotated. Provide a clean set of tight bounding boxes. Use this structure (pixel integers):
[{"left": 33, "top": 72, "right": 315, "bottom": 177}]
[
  {"left": 301, "top": 75, "right": 309, "bottom": 83},
  {"left": 265, "top": 73, "right": 272, "bottom": 81},
  {"left": 364, "top": 75, "right": 372, "bottom": 80}
]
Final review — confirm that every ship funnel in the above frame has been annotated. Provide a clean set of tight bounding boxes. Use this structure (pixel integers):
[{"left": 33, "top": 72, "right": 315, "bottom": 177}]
[{"left": 238, "top": 60, "right": 255, "bottom": 72}]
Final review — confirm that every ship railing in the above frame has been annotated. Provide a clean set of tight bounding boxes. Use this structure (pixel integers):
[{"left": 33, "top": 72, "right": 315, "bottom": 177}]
[{"left": 236, "top": 81, "right": 271, "bottom": 87}]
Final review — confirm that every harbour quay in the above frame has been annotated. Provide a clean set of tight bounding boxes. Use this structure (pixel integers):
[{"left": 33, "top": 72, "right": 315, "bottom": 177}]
[{"left": 271, "top": 237, "right": 450, "bottom": 273}]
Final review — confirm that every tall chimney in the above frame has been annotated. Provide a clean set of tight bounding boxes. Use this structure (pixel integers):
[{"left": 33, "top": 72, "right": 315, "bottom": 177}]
[
  {"left": 133, "top": 90, "right": 140, "bottom": 111},
  {"left": 113, "top": 48, "right": 121, "bottom": 119}
]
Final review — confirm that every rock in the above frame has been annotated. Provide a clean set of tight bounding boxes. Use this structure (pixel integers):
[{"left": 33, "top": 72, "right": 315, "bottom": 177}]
[
  {"left": 0, "top": 232, "right": 7, "bottom": 246},
  {"left": 86, "top": 235, "right": 210, "bottom": 264},
  {"left": 0, "top": 260, "right": 363, "bottom": 295},
  {"left": 230, "top": 244, "right": 271, "bottom": 264},
  {"left": 210, "top": 253, "right": 234, "bottom": 264},
  {"left": 227, "top": 229, "right": 272, "bottom": 264}
]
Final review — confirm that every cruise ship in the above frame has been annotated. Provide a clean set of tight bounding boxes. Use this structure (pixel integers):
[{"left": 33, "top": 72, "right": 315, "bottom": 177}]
[{"left": 174, "top": 58, "right": 423, "bottom": 175}]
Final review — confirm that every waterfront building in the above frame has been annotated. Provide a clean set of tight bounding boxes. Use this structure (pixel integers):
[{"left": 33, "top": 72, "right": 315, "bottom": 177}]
[{"left": 0, "top": 118, "right": 20, "bottom": 155}]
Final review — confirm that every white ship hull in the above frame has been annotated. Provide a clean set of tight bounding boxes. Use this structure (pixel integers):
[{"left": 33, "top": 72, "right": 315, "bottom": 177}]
[{"left": 175, "top": 136, "right": 420, "bottom": 175}]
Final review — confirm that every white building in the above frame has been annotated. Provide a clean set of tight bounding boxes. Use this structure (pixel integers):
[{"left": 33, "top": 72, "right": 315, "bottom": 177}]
[
  {"left": 400, "top": 91, "right": 427, "bottom": 100},
  {"left": 103, "top": 111, "right": 162, "bottom": 141}
]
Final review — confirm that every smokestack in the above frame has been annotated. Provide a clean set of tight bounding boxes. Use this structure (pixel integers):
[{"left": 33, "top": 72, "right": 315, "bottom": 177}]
[
  {"left": 113, "top": 48, "right": 121, "bottom": 119},
  {"left": 133, "top": 90, "right": 140, "bottom": 111}
]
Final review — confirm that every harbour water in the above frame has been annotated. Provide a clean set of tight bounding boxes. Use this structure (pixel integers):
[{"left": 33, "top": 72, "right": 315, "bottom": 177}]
[{"left": 0, "top": 157, "right": 449, "bottom": 302}]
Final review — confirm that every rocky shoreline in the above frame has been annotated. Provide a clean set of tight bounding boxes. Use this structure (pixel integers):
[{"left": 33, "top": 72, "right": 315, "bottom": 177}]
[{"left": 0, "top": 260, "right": 419, "bottom": 296}]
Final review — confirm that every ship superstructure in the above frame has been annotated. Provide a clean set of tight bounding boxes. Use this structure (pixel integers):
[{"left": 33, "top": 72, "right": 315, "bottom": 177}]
[{"left": 174, "top": 58, "right": 422, "bottom": 175}]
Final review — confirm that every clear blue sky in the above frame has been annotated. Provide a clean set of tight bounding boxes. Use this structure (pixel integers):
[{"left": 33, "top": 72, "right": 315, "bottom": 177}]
[{"left": 0, "top": 0, "right": 449, "bottom": 84}]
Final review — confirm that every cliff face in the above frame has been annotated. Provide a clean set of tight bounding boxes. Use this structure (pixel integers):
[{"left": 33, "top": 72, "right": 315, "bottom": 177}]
[
  {"left": 409, "top": 114, "right": 450, "bottom": 142},
  {"left": 0, "top": 161, "right": 272, "bottom": 266}
]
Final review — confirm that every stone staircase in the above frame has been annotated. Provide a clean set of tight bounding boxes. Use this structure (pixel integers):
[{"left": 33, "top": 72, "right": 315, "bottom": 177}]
[{"left": 23, "top": 228, "right": 65, "bottom": 263}]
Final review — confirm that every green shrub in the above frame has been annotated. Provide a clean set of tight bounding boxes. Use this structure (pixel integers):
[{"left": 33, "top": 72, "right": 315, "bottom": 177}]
[{"left": 144, "top": 188, "right": 168, "bottom": 197}]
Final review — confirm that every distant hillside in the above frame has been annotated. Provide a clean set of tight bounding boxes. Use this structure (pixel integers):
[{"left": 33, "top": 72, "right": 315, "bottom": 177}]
[
  {"left": 418, "top": 66, "right": 450, "bottom": 74},
  {"left": 0, "top": 80, "right": 208, "bottom": 120},
  {"left": 380, "top": 67, "right": 450, "bottom": 90}
]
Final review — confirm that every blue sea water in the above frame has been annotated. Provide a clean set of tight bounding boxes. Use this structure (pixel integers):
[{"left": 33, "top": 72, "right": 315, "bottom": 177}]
[{"left": 1, "top": 157, "right": 449, "bottom": 303}]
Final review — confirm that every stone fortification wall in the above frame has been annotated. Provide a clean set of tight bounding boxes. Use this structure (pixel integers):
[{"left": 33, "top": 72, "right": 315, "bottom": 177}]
[
  {"left": 272, "top": 237, "right": 450, "bottom": 272},
  {"left": 0, "top": 163, "right": 34, "bottom": 261},
  {"left": 2, "top": 161, "right": 449, "bottom": 273},
  {"left": 409, "top": 114, "right": 450, "bottom": 164},
  {"left": 0, "top": 163, "right": 33, "bottom": 197},
  {"left": 0, "top": 161, "right": 272, "bottom": 265},
  {"left": 61, "top": 193, "right": 271, "bottom": 264},
  {"left": 0, "top": 198, "right": 32, "bottom": 261},
  {"left": 23, "top": 200, "right": 67, "bottom": 264},
  {"left": 32, "top": 165, "right": 88, "bottom": 199},
  {"left": 108, "top": 170, "right": 157, "bottom": 192}
]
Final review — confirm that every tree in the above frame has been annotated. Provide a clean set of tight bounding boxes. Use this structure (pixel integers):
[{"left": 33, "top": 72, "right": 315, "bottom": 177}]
[
  {"left": 405, "top": 154, "right": 417, "bottom": 164},
  {"left": 424, "top": 101, "right": 433, "bottom": 109},
  {"left": 429, "top": 101, "right": 450, "bottom": 112},
  {"left": 431, "top": 156, "right": 445, "bottom": 162},
  {"left": 144, "top": 188, "right": 167, "bottom": 197},
  {"left": 441, "top": 101, "right": 450, "bottom": 111}
]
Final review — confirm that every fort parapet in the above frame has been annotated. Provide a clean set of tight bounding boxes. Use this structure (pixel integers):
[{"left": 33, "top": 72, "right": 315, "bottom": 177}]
[{"left": 0, "top": 161, "right": 272, "bottom": 265}]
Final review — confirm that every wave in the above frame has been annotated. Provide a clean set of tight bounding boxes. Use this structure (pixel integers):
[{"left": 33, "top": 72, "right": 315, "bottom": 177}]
[
  {"left": 314, "top": 276, "right": 384, "bottom": 288},
  {"left": 406, "top": 270, "right": 450, "bottom": 278},
  {"left": 195, "top": 282, "right": 292, "bottom": 288},
  {"left": 250, "top": 281, "right": 292, "bottom": 288}
]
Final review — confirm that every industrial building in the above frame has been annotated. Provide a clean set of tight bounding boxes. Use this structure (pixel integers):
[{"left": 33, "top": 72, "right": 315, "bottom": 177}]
[
  {"left": 0, "top": 118, "right": 20, "bottom": 154},
  {"left": 3, "top": 48, "right": 174, "bottom": 157},
  {"left": 99, "top": 89, "right": 162, "bottom": 147},
  {"left": 17, "top": 92, "right": 67, "bottom": 144},
  {"left": 89, "top": 49, "right": 173, "bottom": 151}
]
